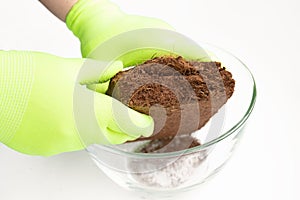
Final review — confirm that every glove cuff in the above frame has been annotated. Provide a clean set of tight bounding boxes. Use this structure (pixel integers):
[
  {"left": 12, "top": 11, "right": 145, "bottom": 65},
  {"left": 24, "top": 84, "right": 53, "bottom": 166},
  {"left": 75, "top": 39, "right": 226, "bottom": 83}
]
[{"left": 0, "top": 51, "right": 35, "bottom": 145}]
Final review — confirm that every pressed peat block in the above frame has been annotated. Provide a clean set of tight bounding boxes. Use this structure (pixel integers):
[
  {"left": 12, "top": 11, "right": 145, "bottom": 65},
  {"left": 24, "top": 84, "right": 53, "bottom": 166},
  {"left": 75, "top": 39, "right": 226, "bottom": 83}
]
[{"left": 106, "top": 56, "right": 235, "bottom": 141}]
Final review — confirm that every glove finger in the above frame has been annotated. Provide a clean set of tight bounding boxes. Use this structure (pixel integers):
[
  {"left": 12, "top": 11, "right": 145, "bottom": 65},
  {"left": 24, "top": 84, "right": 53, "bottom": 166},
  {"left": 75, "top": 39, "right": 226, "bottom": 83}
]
[
  {"left": 93, "top": 92, "right": 154, "bottom": 140},
  {"left": 86, "top": 81, "right": 110, "bottom": 94},
  {"left": 104, "top": 127, "right": 137, "bottom": 144},
  {"left": 78, "top": 59, "right": 123, "bottom": 85}
]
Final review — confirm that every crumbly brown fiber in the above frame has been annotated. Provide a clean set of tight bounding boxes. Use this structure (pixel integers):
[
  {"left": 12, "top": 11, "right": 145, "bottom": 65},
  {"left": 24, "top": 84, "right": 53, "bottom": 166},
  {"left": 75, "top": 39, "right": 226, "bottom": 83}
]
[{"left": 106, "top": 56, "right": 235, "bottom": 140}]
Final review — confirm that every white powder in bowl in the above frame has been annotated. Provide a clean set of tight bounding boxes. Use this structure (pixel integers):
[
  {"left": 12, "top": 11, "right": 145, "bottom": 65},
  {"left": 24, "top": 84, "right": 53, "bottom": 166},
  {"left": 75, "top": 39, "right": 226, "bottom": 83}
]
[{"left": 129, "top": 136, "right": 207, "bottom": 188}]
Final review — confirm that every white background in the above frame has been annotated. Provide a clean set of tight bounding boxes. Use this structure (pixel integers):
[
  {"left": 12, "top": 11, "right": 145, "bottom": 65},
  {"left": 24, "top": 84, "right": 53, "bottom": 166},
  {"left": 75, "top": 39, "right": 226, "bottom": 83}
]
[{"left": 1, "top": 0, "right": 299, "bottom": 199}]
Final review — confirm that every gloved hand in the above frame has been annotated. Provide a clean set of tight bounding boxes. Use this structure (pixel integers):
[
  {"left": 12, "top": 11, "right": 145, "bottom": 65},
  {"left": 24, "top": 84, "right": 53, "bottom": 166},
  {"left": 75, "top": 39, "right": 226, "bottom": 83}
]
[
  {"left": 0, "top": 51, "right": 154, "bottom": 156},
  {"left": 66, "top": 0, "right": 174, "bottom": 66}
]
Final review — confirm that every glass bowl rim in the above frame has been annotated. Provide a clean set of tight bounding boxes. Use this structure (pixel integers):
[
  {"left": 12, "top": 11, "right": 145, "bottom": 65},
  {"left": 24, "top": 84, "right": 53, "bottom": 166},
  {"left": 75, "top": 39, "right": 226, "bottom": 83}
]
[{"left": 86, "top": 42, "right": 257, "bottom": 158}]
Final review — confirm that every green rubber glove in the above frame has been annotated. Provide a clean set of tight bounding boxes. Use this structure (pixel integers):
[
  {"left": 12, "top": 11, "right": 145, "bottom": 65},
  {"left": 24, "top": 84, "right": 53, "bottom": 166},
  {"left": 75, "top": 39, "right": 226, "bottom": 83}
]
[
  {"left": 66, "top": 0, "right": 174, "bottom": 66},
  {"left": 0, "top": 51, "right": 154, "bottom": 156}
]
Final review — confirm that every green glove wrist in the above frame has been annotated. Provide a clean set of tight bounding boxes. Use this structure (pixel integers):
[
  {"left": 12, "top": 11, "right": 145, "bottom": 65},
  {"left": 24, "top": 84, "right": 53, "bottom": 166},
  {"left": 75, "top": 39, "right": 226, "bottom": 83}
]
[{"left": 0, "top": 51, "right": 154, "bottom": 156}]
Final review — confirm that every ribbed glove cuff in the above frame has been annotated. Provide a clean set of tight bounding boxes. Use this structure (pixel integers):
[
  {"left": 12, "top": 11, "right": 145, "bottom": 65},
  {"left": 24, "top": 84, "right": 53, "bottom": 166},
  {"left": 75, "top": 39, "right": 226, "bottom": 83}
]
[{"left": 0, "top": 51, "right": 35, "bottom": 145}]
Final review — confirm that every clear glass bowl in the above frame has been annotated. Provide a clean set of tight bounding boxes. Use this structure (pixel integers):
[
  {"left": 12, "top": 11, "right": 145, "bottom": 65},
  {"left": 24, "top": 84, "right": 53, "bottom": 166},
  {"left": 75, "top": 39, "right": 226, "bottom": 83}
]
[{"left": 86, "top": 42, "right": 256, "bottom": 195}]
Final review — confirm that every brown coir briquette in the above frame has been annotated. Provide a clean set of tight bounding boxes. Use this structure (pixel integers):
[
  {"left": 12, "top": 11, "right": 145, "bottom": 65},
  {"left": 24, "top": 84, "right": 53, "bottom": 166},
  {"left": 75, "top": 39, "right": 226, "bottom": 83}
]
[{"left": 106, "top": 56, "right": 235, "bottom": 141}]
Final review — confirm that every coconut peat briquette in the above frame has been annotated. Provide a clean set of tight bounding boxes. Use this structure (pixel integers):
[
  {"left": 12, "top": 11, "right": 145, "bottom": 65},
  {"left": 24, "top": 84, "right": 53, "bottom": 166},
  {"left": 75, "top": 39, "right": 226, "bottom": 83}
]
[{"left": 106, "top": 56, "right": 235, "bottom": 142}]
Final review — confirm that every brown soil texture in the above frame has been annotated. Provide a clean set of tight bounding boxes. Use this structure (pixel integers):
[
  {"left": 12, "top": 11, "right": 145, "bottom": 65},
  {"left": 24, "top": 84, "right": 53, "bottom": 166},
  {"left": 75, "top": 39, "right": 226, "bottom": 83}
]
[{"left": 106, "top": 56, "right": 235, "bottom": 140}]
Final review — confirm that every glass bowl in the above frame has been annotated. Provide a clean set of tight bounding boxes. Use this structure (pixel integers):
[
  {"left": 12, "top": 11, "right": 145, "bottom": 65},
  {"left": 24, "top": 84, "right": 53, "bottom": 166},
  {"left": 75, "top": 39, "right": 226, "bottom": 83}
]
[{"left": 86, "top": 42, "right": 256, "bottom": 195}]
